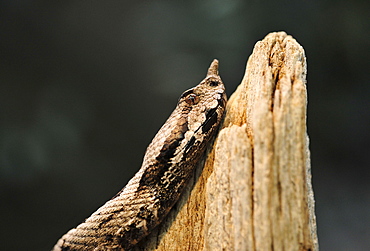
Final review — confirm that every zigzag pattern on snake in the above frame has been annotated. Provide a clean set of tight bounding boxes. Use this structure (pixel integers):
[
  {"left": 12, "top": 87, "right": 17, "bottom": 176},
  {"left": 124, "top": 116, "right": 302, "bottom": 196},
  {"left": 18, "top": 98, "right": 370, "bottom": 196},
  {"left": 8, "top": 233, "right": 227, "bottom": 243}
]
[{"left": 53, "top": 59, "right": 227, "bottom": 251}]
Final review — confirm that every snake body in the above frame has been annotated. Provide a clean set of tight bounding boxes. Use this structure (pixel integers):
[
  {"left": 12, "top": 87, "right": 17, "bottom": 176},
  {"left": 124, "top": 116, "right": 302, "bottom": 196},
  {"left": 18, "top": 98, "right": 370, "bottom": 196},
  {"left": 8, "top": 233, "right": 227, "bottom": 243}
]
[{"left": 53, "top": 60, "right": 227, "bottom": 250}]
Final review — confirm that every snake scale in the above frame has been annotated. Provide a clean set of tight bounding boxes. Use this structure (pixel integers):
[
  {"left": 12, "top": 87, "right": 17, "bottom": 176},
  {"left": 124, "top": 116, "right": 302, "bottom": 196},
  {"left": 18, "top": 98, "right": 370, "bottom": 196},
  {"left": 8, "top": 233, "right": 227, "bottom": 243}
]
[{"left": 53, "top": 59, "right": 227, "bottom": 251}]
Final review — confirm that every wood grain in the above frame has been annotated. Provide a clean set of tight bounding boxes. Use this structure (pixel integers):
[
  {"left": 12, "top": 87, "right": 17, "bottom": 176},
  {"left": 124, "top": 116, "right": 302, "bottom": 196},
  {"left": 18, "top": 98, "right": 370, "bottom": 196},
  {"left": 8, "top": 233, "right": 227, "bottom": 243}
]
[{"left": 139, "top": 31, "right": 318, "bottom": 251}]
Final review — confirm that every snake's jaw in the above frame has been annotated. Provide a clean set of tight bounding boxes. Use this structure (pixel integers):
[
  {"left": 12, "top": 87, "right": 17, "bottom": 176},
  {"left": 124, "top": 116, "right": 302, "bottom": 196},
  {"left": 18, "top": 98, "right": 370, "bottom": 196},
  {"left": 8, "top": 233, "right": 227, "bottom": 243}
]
[{"left": 207, "top": 59, "right": 219, "bottom": 77}]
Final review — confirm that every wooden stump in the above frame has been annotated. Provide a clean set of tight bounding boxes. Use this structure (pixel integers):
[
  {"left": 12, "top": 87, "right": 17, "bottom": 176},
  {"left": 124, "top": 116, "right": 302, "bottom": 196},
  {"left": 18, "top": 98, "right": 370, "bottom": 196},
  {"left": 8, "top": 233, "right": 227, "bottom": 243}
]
[{"left": 137, "top": 31, "right": 318, "bottom": 251}]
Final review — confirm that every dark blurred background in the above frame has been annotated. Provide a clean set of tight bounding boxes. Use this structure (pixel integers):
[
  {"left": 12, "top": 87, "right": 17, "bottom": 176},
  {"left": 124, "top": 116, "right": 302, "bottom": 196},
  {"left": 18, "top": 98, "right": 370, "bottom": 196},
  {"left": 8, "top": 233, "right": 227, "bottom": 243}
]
[{"left": 0, "top": 1, "right": 369, "bottom": 250}]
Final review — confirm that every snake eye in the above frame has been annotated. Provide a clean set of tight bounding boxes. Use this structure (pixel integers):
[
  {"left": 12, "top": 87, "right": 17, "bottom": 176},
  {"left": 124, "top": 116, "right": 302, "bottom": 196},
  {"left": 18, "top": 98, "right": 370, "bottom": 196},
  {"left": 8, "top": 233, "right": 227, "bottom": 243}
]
[{"left": 185, "top": 93, "right": 199, "bottom": 105}]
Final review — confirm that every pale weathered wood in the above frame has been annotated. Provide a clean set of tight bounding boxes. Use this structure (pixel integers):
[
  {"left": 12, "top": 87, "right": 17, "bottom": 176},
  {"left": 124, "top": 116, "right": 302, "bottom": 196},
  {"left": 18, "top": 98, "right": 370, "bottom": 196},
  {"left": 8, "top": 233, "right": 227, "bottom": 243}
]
[{"left": 137, "top": 31, "right": 318, "bottom": 251}]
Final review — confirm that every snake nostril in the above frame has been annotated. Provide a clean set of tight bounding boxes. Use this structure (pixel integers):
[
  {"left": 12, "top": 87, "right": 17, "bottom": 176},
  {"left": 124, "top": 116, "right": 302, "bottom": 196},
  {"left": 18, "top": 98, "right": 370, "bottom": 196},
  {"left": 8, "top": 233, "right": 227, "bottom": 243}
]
[{"left": 209, "top": 80, "right": 219, "bottom": 87}]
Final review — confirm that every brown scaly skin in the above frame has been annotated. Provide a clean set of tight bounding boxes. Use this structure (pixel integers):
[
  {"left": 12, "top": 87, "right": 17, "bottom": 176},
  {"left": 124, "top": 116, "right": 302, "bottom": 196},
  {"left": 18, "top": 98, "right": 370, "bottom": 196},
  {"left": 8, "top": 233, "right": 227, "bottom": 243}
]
[{"left": 53, "top": 60, "right": 227, "bottom": 251}]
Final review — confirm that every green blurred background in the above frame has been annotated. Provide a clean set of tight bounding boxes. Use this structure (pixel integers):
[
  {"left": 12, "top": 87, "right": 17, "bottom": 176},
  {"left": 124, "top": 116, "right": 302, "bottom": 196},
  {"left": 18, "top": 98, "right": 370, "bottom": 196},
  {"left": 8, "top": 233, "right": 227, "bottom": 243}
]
[{"left": 1, "top": 1, "right": 369, "bottom": 250}]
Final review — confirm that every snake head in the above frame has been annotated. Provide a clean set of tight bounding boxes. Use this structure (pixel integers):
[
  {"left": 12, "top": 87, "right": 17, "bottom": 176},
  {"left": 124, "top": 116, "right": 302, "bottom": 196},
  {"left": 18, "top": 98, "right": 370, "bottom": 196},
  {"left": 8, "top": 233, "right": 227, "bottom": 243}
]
[
  {"left": 179, "top": 59, "right": 227, "bottom": 133},
  {"left": 141, "top": 59, "right": 227, "bottom": 190}
]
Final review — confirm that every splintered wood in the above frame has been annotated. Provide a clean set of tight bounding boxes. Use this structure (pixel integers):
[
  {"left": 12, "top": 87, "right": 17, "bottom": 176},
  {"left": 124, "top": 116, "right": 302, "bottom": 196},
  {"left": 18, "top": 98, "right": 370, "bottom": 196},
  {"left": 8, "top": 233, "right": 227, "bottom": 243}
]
[{"left": 137, "top": 31, "right": 318, "bottom": 251}]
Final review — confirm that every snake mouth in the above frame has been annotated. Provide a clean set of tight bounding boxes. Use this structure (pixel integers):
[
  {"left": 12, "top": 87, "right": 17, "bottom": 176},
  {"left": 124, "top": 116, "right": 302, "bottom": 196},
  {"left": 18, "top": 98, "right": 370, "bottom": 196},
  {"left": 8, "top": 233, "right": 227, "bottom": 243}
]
[
  {"left": 201, "top": 105, "right": 220, "bottom": 134},
  {"left": 199, "top": 91, "right": 226, "bottom": 134},
  {"left": 219, "top": 91, "right": 227, "bottom": 107}
]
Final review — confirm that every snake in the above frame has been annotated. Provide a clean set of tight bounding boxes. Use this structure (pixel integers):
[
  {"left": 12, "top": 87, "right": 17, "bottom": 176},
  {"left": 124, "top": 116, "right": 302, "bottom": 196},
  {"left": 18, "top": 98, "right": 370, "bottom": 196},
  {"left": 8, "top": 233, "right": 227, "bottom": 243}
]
[{"left": 52, "top": 59, "right": 227, "bottom": 251}]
